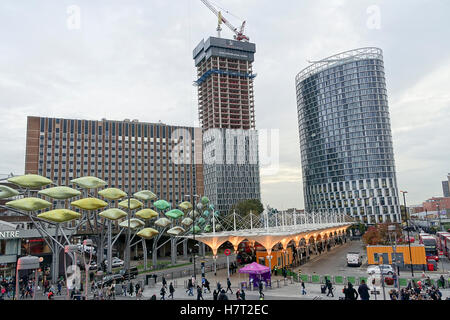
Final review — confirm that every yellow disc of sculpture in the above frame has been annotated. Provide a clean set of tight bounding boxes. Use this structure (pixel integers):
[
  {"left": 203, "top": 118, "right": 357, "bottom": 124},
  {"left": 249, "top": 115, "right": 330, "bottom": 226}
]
[
  {"left": 154, "top": 217, "right": 171, "bottom": 228},
  {"left": 179, "top": 201, "right": 193, "bottom": 211},
  {"left": 99, "top": 208, "right": 128, "bottom": 220},
  {"left": 98, "top": 188, "right": 127, "bottom": 200},
  {"left": 71, "top": 198, "right": 108, "bottom": 211},
  {"left": 38, "top": 186, "right": 81, "bottom": 200},
  {"left": 167, "top": 226, "right": 185, "bottom": 236},
  {"left": 181, "top": 217, "right": 193, "bottom": 226},
  {"left": 136, "top": 227, "right": 159, "bottom": 239},
  {"left": 0, "top": 185, "right": 19, "bottom": 199},
  {"left": 6, "top": 197, "right": 52, "bottom": 211},
  {"left": 119, "top": 218, "right": 145, "bottom": 230},
  {"left": 135, "top": 209, "right": 159, "bottom": 220},
  {"left": 8, "top": 174, "right": 52, "bottom": 189},
  {"left": 70, "top": 176, "right": 107, "bottom": 189},
  {"left": 133, "top": 190, "right": 157, "bottom": 201},
  {"left": 37, "top": 209, "right": 81, "bottom": 223},
  {"left": 118, "top": 198, "right": 143, "bottom": 210}
]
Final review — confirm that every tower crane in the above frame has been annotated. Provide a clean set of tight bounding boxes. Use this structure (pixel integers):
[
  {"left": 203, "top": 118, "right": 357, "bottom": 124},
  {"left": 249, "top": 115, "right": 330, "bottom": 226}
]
[{"left": 200, "top": 0, "right": 249, "bottom": 42}]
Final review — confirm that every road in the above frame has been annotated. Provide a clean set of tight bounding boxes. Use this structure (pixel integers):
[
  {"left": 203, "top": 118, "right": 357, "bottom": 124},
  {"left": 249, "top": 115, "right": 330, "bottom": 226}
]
[{"left": 298, "top": 240, "right": 367, "bottom": 276}]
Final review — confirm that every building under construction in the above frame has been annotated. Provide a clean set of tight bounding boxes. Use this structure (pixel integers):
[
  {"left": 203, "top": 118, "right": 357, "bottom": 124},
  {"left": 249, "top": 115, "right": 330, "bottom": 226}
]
[
  {"left": 193, "top": 36, "right": 260, "bottom": 214},
  {"left": 193, "top": 37, "right": 256, "bottom": 130}
]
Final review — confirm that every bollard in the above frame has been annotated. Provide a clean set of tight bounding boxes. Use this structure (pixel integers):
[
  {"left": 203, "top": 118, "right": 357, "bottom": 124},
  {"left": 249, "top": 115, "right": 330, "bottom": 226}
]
[
  {"left": 277, "top": 280, "right": 280, "bottom": 288},
  {"left": 290, "top": 276, "right": 294, "bottom": 284},
  {"left": 174, "top": 280, "right": 177, "bottom": 288},
  {"left": 284, "top": 278, "right": 287, "bottom": 286}
]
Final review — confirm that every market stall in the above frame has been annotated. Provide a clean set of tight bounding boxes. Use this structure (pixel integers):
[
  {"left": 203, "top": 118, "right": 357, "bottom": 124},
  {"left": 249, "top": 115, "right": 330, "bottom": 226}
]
[{"left": 239, "top": 262, "right": 271, "bottom": 288}]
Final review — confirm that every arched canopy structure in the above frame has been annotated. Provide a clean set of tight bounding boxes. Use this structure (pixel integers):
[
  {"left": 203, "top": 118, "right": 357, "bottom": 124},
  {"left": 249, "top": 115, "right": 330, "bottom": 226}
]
[{"left": 180, "top": 222, "right": 353, "bottom": 257}]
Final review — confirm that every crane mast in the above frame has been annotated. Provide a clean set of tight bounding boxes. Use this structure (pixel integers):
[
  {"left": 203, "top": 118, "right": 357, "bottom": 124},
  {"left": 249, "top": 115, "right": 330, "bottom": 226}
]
[{"left": 199, "top": 0, "right": 249, "bottom": 42}]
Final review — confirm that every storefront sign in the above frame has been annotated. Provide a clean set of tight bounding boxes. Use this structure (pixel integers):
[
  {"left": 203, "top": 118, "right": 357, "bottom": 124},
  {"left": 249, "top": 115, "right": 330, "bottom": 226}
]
[{"left": 0, "top": 230, "right": 20, "bottom": 239}]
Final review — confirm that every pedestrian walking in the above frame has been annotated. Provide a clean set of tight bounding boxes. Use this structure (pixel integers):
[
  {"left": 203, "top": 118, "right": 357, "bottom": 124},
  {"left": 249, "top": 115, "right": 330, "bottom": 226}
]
[
  {"left": 129, "top": 281, "right": 134, "bottom": 297},
  {"left": 235, "top": 289, "right": 241, "bottom": 300},
  {"left": 122, "top": 283, "right": 127, "bottom": 296},
  {"left": 357, "top": 280, "right": 370, "bottom": 300},
  {"left": 213, "top": 289, "right": 218, "bottom": 300},
  {"left": 325, "top": 277, "right": 334, "bottom": 297},
  {"left": 197, "top": 285, "right": 204, "bottom": 300},
  {"left": 186, "top": 279, "right": 194, "bottom": 296},
  {"left": 162, "top": 276, "right": 167, "bottom": 289},
  {"left": 218, "top": 289, "right": 228, "bottom": 300},
  {"left": 136, "top": 287, "right": 143, "bottom": 300},
  {"left": 439, "top": 275, "right": 446, "bottom": 289},
  {"left": 226, "top": 278, "right": 233, "bottom": 294},
  {"left": 258, "top": 281, "right": 264, "bottom": 298},
  {"left": 301, "top": 280, "right": 306, "bottom": 295},
  {"left": 135, "top": 283, "right": 140, "bottom": 297},
  {"left": 217, "top": 281, "right": 222, "bottom": 292},
  {"left": 240, "top": 289, "right": 246, "bottom": 300},
  {"left": 343, "top": 282, "right": 358, "bottom": 300},
  {"left": 169, "top": 282, "right": 175, "bottom": 299},
  {"left": 160, "top": 286, "right": 166, "bottom": 300},
  {"left": 203, "top": 278, "right": 211, "bottom": 293}
]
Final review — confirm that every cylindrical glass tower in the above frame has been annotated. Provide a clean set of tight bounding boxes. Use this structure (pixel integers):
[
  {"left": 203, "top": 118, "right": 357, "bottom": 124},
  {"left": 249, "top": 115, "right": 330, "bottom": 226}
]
[{"left": 295, "top": 47, "right": 400, "bottom": 224}]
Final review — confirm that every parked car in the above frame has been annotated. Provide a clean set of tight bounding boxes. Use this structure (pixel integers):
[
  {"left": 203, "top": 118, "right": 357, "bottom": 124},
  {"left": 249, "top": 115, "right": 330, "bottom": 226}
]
[
  {"left": 367, "top": 264, "right": 394, "bottom": 276},
  {"left": 119, "top": 267, "right": 139, "bottom": 280},
  {"left": 105, "top": 257, "right": 124, "bottom": 268},
  {"left": 97, "top": 274, "right": 124, "bottom": 287}
]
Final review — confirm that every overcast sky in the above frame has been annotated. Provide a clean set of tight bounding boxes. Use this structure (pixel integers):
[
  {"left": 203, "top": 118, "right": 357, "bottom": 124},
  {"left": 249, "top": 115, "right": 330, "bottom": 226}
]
[{"left": 0, "top": 0, "right": 449, "bottom": 209}]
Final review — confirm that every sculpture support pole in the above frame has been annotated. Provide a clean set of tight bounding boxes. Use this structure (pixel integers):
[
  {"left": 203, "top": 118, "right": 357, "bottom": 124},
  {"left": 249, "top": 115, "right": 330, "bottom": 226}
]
[
  {"left": 107, "top": 220, "right": 112, "bottom": 274},
  {"left": 143, "top": 239, "right": 147, "bottom": 271}
]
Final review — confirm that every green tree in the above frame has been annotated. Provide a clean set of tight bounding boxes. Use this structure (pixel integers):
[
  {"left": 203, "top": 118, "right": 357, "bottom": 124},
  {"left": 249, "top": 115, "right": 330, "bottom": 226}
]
[{"left": 230, "top": 199, "right": 264, "bottom": 216}]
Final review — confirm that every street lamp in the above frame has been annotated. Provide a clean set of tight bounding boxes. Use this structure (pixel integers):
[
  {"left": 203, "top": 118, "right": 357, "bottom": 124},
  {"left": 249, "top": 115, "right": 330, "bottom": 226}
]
[
  {"left": 400, "top": 190, "right": 414, "bottom": 277},
  {"left": 435, "top": 201, "right": 443, "bottom": 232},
  {"left": 185, "top": 194, "right": 200, "bottom": 282}
]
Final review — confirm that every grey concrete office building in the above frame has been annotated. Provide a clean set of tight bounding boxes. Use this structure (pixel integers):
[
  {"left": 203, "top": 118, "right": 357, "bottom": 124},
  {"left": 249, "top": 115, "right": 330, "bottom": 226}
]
[
  {"left": 193, "top": 37, "right": 261, "bottom": 214},
  {"left": 295, "top": 48, "right": 400, "bottom": 224}
]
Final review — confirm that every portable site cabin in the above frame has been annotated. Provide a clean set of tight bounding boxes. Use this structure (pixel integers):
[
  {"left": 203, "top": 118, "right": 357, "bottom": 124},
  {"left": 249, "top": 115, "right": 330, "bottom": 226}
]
[{"left": 366, "top": 245, "right": 427, "bottom": 270}]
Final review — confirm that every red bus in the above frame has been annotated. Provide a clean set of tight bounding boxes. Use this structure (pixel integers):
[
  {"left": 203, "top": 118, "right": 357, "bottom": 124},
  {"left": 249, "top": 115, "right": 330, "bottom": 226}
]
[
  {"left": 446, "top": 236, "right": 450, "bottom": 259},
  {"left": 436, "top": 232, "right": 450, "bottom": 253},
  {"left": 419, "top": 234, "right": 439, "bottom": 262}
]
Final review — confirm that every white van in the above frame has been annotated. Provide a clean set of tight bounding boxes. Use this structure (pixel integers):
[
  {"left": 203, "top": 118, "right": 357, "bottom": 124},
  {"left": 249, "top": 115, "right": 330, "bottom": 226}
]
[{"left": 347, "top": 252, "right": 362, "bottom": 267}]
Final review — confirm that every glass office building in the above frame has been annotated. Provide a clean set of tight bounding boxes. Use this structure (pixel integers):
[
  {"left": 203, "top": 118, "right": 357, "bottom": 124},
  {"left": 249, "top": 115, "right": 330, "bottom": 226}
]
[{"left": 295, "top": 48, "right": 400, "bottom": 224}]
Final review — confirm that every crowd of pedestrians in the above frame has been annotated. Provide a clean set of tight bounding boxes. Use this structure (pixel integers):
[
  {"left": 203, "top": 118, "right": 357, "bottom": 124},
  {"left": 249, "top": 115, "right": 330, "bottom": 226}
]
[{"left": 391, "top": 279, "right": 444, "bottom": 300}]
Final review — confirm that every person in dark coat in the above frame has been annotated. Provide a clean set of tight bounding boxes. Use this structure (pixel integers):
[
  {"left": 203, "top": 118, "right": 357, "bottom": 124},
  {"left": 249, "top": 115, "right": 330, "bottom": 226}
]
[
  {"left": 203, "top": 278, "right": 211, "bottom": 293},
  {"left": 218, "top": 289, "right": 228, "bottom": 300},
  {"left": 213, "top": 289, "right": 218, "bottom": 300},
  {"left": 160, "top": 286, "right": 166, "bottom": 300},
  {"left": 325, "top": 277, "right": 334, "bottom": 297},
  {"left": 168, "top": 282, "right": 175, "bottom": 299},
  {"left": 196, "top": 285, "right": 204, "bottom": 300},
  {"left": 357, "top": 280, "right": 370, "bottom": 300},
  {"left": 258, "top": 281, "right": 264, "bottom": 298},
  {"left": 344, "top": 282, "right": 358, "bottom": 300},
  {"left": 240, "top": 289, "right": 246, "bottom": 300},
  {"left": 226, "top": 278, "right": 233, "bottom": 294}
]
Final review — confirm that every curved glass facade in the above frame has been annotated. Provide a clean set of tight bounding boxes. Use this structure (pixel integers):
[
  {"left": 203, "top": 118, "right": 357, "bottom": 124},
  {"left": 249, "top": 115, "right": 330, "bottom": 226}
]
[{"left": 295, "top": 48, "right": 400, "bottom": 224}]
